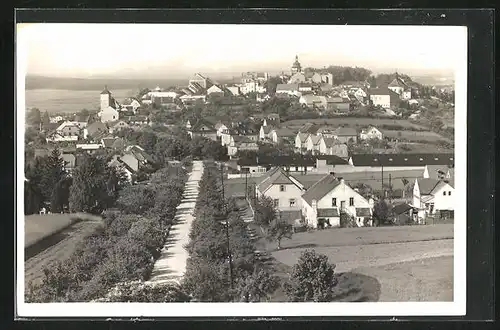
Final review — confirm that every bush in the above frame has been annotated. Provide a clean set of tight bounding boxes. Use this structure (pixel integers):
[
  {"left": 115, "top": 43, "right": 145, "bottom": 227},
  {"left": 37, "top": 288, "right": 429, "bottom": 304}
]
[
  {"left": 283, "top": 249, "right": 338, "bottom": 302},
  {"left": 95, "top": 281, "right": 191, "bottom": 302}
]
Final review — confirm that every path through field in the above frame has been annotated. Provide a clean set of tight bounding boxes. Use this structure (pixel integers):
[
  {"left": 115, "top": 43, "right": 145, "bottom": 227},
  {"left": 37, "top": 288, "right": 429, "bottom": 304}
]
[{"left": 147, "top": 160, "right": 204, "bottom": 285}]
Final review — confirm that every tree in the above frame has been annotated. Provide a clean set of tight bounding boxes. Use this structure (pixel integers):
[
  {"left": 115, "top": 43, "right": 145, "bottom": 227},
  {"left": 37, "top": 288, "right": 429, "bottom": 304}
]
[
  {"left": 69, "top": 155, "right": 112, "bottom": 214},
  {"left": 98, "top": 281, "right": 190, "bottom": 302},
  {"left": 40, "top": 147, "right": 66, "bottom": 210},
  {"left": 265, "top": 76, "right": 284, "bottom": 95},
  {"left": 253, "top": 196, "right": 276, "bottom": 234},
  {"left": 41, "top": 111, "right": 51, "bottom": 127},
  {"left": 117, "top": 185, "right": 156, "bottom": 215},
  {"left": 27, "top": 108, "right": 41, "bottom": 127},
  {"left": 283, "top": 249, "right": 338, "bottom": 302},
  {"left": 182, "top": 257, "right": 232, "bottom": 302},
  {"left": 267, "top": 215, "right": 293, "bottom": 250},
  {"left": 234, "top": 268, "right": 280, "bottom": 302},
  {"left": 50, "top": 176, "right": 72, "bottom": 213},
  {"left": 373, "top": 198, "right": 391, "bottom": 226}
]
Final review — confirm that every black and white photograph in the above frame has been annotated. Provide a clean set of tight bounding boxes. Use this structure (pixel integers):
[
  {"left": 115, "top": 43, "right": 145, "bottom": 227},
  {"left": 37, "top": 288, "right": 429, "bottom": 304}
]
[{"left": 16, "top": 22, "right": 467, "bottom": 317}]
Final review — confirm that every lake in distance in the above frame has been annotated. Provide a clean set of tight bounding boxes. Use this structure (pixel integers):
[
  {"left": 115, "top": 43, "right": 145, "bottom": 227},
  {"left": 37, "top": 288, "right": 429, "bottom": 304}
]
[{"left": 25, "top": 89, "right": 136, "bottom": 114}]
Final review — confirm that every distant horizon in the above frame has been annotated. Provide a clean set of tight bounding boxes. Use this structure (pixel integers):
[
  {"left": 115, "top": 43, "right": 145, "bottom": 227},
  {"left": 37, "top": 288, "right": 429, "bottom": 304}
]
[{"left": 18, "top": 24, "right": 463, "bottom": 80}]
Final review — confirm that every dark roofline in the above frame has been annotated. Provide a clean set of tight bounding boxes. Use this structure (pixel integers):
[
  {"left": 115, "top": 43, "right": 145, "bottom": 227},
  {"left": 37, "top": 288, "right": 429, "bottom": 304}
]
[{"left": 351, "top": 153, "right": 454, "bottom": 166}]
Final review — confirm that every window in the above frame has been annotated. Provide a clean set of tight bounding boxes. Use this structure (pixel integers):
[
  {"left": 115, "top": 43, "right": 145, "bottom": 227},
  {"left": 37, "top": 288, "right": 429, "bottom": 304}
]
[
  {"left": 273, "top": 199, "right": 279, "bottom": 207},
  {"left": 289, "top": 199, "right": 296, "bottom": 207},
  {"left": 295, "top": 166, "right": 299, "bottom": 171},
  {"left": 443, "top": 191, "right": 446, "bottom": 196},
  {"left": 349, "top": 197, "right": 354, "bottom": 206},
  {"left": 332, "top": 198, "right": 337, "bottom": 206},
  {"left": 448, "top": 191, "right": 451, "bottom": 196},
  {"left": 280, "top": 185, "right": 286, "bottom": 192}
]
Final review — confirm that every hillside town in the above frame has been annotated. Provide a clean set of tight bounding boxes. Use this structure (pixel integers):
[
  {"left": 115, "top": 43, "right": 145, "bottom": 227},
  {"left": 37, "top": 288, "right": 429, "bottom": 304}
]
[{"left": 24, "top": 54, "right": 455, "bottom": 304}]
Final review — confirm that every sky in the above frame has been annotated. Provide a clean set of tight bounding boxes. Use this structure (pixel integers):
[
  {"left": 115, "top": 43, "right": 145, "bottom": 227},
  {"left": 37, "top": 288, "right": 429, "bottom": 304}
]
[{"left": 17, "top": 23, "right": 466, "bottom": 79}]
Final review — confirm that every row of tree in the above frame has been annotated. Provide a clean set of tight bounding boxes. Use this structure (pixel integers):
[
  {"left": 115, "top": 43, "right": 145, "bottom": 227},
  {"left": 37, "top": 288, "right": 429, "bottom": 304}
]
[
  {"left": 182, "top": 161, "right": 279, "bottom": 302},
  {"left": 25, "top": 149, "right": 126, "bottom": 215},
  {"left": 26, "top": 163, "right": 189, "bottom": 302}
]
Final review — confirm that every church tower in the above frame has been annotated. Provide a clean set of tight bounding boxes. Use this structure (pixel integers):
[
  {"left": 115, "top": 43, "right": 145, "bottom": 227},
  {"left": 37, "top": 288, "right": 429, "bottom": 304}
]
[
  {"left": 100, "top": 85, "right": 112, "bottom": 110},
  {"left": 291, "top": 55, "right": 302, "bottom": 75}
]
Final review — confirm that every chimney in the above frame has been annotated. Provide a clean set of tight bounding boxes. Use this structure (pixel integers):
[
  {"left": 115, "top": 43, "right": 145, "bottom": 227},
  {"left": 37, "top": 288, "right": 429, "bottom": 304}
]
[
  {"left": 338, "top": 177, "right": 344, "bottom": 184},
  {"left": 329, "top": 171, "right": 335, "bottom": 176}
]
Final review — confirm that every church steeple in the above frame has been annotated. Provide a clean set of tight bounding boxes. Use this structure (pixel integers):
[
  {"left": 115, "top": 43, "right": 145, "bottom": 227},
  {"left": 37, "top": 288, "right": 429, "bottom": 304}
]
[{"left": 291, "top": 54, "right": 302, "bottom": 74}]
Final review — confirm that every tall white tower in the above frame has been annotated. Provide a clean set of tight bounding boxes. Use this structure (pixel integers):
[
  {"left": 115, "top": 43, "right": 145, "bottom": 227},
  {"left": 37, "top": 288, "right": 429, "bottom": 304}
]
[{"left": 100, "top": 86, "right": 112, "bottom": 110}]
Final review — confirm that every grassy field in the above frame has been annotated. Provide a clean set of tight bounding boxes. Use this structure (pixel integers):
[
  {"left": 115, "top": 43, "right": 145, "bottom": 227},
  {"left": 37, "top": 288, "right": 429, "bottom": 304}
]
[
  {"left": 269, "top": 224, "right": 453, "bottom": 252},
  {"left": 383, "top": 130, "right": 451, "bottom": 143},
  {"left": 352, "top": 256, "right": 453, "bottom": 301},
  {"left": 24, "top": 213, "right": 101, "bottom": 248},
  {"left": 283, "top": 118, "right": 427, "bottom": 130},
  {"left": 252, "top": 223, "right": 454, "bottom": 302},
  {"left": 25, "top": 220, "right": 103, "bottom": 287},
  {"left": 397, "top": 143, "right": 453, "bottom": 153}
]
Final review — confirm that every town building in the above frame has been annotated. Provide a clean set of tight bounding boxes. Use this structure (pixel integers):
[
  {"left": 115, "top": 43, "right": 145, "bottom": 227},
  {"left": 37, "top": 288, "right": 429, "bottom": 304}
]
[
  {"left": 256, "top": 167, "right": 306, "bottom": 212},
  {"left": 98, "top": 86, "right": 120, "bottom": 123},
  {"left": 275, "top": 84, "right": 300, "bottom": 97},
  {"left": 269, "top": 127, "right": 296, "bottom": 144},
  {"left": 388, "top": 73, "right": 412, "bottom": 100},
  {"left": 291, "top": 55, "right": 302, "bottom": 75},
  {"left": 187, "top": 119, "right": 218, "bottom": 141},
  {"left": 412, "top": 178, "right": 454, "bottom": 220},
  {"left": 359, "top": 126, "right": 383, "bottom": 140},
  {"left": 301, "top": 174, "right": 373, "bottom": 228},
  {"left": 368, "top": 88, "right": 401, "bottom": 109}
]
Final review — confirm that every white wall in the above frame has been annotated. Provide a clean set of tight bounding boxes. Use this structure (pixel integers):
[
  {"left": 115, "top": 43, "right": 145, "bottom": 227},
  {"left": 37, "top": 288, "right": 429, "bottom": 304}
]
[
  {"left": 370, "top": 94, "right": 391, "bottom": 109},
  {"left": 432, "top": 183, "right": 455, "bottom": 211},
  {"left": 260, "top": 183, "right": 304, "bottom": 211},
  {"left": 317, "top": 181, "right": 372, "bottom": 217}
]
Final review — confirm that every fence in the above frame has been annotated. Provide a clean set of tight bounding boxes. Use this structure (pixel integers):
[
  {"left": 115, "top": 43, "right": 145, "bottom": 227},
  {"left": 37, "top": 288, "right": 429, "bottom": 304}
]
[{"left": 227, "top": 173, "right": 265, "bottom": 179}]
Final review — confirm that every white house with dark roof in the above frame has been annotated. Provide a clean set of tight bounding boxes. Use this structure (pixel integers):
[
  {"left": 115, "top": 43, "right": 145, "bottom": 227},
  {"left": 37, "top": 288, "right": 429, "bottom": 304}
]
[
  {"left": 98, "top": 86, "right": 120, "bottom": 123},
  {"left": 295, "top": 132, "right": 310, "bottom": 152},
  {"left": 256, "top": 167, "right": 305, "bottom": 212},
  {"left": 412, "top": 178, "right": 454, "bottom": 220},
  {"left": 259, "top": 125, "right": 274, "bottom": 141},
  {"left": 359, "top": 126, "right": 383, "bottom": 140},
  {"left": 305, "top": 134, "right": 322, "bottom": 154},
  {"left": 269, "top": 127, "right": 296, "bottom": 144},
  {"left": 301, "top": 174, "right": 373, "bottom": 228},
  {"left": 275, "top": 84, "right": 300, "bottom": 97},
  {"left": 388, "top": 74, "right": 412, "bottom": 100}
]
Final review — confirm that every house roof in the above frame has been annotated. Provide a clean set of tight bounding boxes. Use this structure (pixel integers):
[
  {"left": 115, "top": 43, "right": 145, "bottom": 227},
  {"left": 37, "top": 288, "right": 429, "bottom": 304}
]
[
  {"left": 190, "top": 119, "right": 217, "bottom": 132},
  {"left": 261, "top": 125, "right": 273, "bottom": 134},
  {"left": 100, "top": 86, "right": 111, "bottom": 95},
  {"left": 317, "top": 208, "right": 340, "bottom": 217},
  {"left": 267, "top": 113, "right": 280, "bottom": 120},
  {"left": 426, "top": 165, "right": 454, "bottom": 180},
  {"left": 351, "top": 153, "right": 455, "bottom": 167},
  {"left": 86, "top": 121, "right": 108, "bottom": 137},
  {"left": 355, "top": 208, "right": 372, "bottom": 217},
  {"left": 416, "top": 178, "right": 450, "bottom": 195},
  {"left": 276, "top": 84, "right": 299, "bottom": 92},
  {"left": 299, "top": 123, "right": 321, "bottom": 134},
  {"left": 301, "top": 94, "right": 322, "bottom": 103},
  {"left": 361, "top": 126, "right": 380, "bottom": 134},
  {"left": 315, "top": 155, "right": 349, "bottom": 165},
  {"left": 238, "top": 155, "right": 316, "bottom": 167},
  {"left": 302, "top": 175, "right": 341, "bottom": 206},
  {"left": 388, "top": 76, "right": 409, "bottom": 88},
  {"left": 74, "top": 114, "right": 90, "bottom": 123},
  {"left": 111, "top": 137, "right": 127, "bottom": 149},
  {"left": 101, "top": 137, "right": 117, "bottom": 148},
  {"left": 309, "top": 135, "right": 322, "bottom": 145},
  {"left": 368, "top": 87, "right": 400, "bottom": 97},
  {"left": 392, "top": 202, "right": 414, "bottom": 215},
  {"left": 322, "top": 137, "right": 336, "bottom": 147},
  {"left": 257, "top": 167, "right": 300, "bottom": 193},
  {"left": 296, "top": 132, "right": 310, "bottom": 142},
  {"left": 334, "top": 127, "right": 357, "bottom": 136},
  {"left": 274, "top": 127, "right": 296, "bottom": 137}
]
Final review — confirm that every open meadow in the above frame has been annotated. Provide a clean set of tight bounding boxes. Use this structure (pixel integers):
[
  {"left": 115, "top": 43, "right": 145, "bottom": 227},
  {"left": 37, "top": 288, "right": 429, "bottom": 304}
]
[{"left": 282, "top": 117, "right": 428, "bottom": 130}]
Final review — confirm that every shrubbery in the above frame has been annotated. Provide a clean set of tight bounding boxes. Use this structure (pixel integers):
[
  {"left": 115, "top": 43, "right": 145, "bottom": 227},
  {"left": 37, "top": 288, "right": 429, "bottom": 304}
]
[
  {"left": 182, "top": 161, "right": 279, "bottom": 302},
  {"left": 26, "top": 163, "right": 188, "bottom": 302}
]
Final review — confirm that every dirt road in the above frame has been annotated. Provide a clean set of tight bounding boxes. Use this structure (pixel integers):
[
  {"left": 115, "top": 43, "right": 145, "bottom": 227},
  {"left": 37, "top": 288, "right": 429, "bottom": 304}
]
[{"left": 147, "top": 160, "right": 204, "bottom": 285}]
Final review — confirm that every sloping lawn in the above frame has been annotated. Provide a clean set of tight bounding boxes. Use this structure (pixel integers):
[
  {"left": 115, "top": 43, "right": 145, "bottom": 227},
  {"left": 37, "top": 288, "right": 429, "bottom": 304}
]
[
  {"left": 270, "top": 224, "right": 453, "bottom": 252},
  {"left": 24, "top": 213, "right": 102, "bottom": 247},
  {"left": 352, "top": 256, "right": 453, "bottom": 301}
]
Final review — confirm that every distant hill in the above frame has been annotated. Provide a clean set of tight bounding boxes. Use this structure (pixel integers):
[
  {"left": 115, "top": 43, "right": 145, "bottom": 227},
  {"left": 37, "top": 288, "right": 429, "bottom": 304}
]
[{"left": 25, "top": 75, "right": 189, "bottom": 91}]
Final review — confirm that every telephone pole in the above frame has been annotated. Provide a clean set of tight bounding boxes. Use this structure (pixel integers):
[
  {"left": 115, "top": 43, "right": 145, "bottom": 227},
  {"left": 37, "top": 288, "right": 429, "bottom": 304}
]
[
  {"left": 389, "top": 174, "right": 392, "bottom": 203},
  {"left": 381, "top": 164, "right": 384, "bottom": 199},
  {"left": 245, "top": 170, "right": 248, "bottom": 199},
  {"left": 220, "top": 163, "right": 234, "bottom": 289}
]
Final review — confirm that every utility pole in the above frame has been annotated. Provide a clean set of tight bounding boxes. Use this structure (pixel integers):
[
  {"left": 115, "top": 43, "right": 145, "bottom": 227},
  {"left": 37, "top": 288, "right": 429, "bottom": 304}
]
[
  {"left": 381, "top": 164, "right": 384, "bottom": 199},
  {"left": 220, "top": 163, "right": 234, "bottom": 290},
  {"left": 245, "top": 169, "right": 248, "bottom": 199},
  {"left": 389, "top": 174, "right": 392, "bottom": 203}
]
